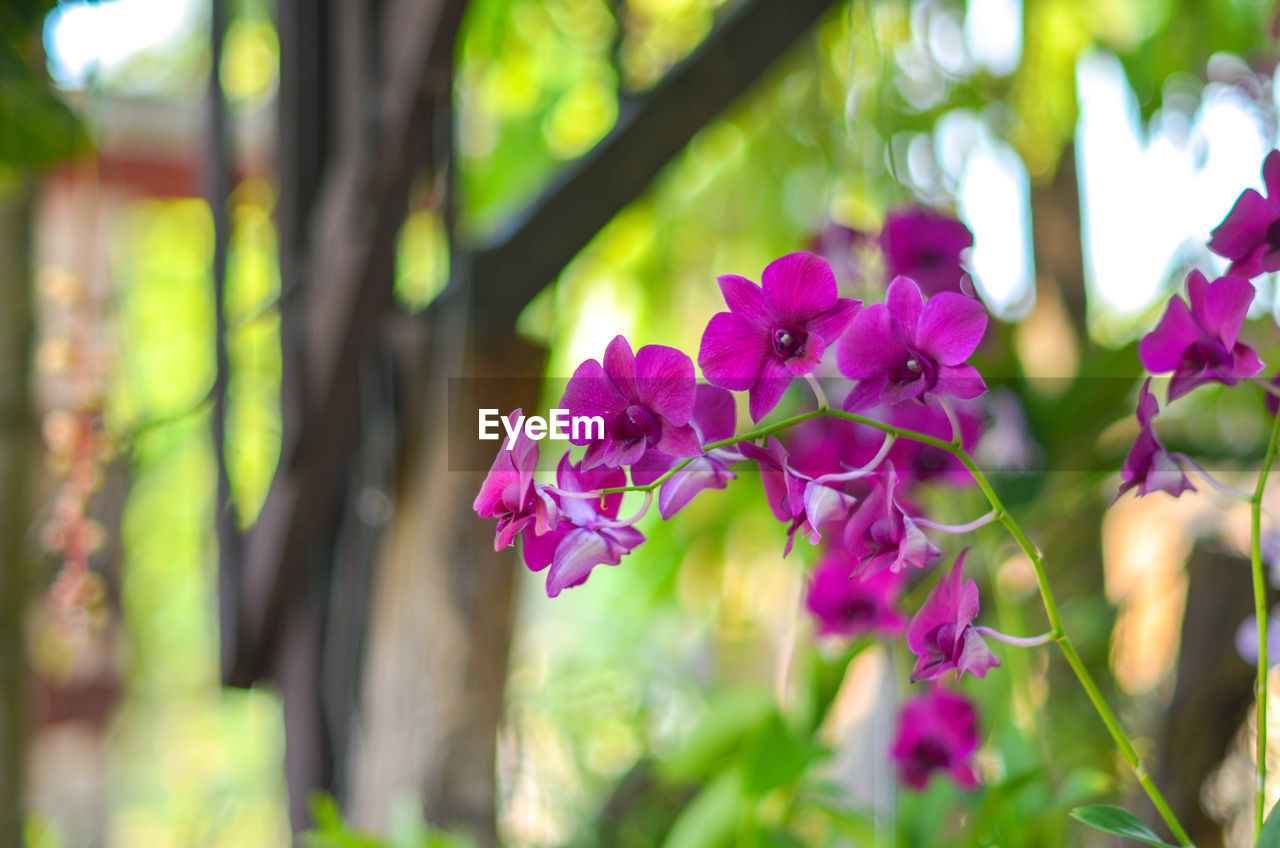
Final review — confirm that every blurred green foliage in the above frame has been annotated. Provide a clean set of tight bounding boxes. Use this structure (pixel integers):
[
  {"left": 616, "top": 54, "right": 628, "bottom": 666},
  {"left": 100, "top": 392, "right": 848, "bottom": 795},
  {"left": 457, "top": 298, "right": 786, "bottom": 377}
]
[
  {"left": 306, "top": 793, "right": 477, "bottom": 848},
  {"left": 106, "top": 194, "right": 289, "bottom": 846},
  {"left": 33, "top": 0, "right": 1280, "bottom": 844},
  {"left": 0, "top": 0, "right": 87, "bottom": 167}
]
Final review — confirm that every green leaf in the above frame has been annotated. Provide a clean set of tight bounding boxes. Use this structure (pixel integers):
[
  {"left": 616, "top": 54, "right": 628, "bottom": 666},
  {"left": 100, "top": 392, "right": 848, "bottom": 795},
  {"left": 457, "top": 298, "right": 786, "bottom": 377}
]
[
  {"left": 0, "top": 44, "right": 90, "bottom": 167},
  {"left": 1054, "top": 767, "right": 1112, "bottom": 810},
  {"left": 661, "top": 770, "right": 746, "bottom": 848},
  {"left": 1069, "top": 805, "right": 1180, "bottom": 848},
  {"left": 307, "top": 791, "right": 345, "bottom": 831},
  {"left": 1259, "top": 800, "right": 1280, "bottom": 848},
  {"left": 741, "top": 713, "right": 826, "bottom": 797},
  {"left": 660, "top": 689, "right": 773, "bottom": 782}
]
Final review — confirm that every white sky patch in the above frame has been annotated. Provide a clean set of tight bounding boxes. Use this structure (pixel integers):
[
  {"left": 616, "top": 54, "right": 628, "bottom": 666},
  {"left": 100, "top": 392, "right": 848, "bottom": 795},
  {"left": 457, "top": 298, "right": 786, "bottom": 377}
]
[
  {"left": 1076, "top": 50, "right": 1268, "bottom": 318},
  {"left": 964, "top": 0, "right": 1022, "bottom": 77},
  {"left": 960, "top": 138, "right": 1034, "bottom": 318},
  {"left": 44, "top": 0, "right": 200, "bottom": 88}
]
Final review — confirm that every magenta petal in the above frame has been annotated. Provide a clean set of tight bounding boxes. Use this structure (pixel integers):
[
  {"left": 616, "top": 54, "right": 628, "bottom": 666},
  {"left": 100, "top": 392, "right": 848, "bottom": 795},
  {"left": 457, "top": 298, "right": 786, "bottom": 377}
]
[
  {"left": 955, "top": 630, "right": 1000, "bottom": 679},
  {"left": 1138, "top": 296, "right": 1199, "bottom": 373},
  {"left": 886, "top": 276, "right": 926, "bottom": 338},
  {"left": 606, "top": 437, "right": 647, "bottom": 468},
  {"left": 740, "top": 437, "right": 795, "bottom": 520},
  {"left": 654, "top": 422, "right": 704, "bottom": 458},
  {"left": 898, "top": 517, "right": 942, "bottom": 570},
  {"left": 842, "top": 378, "right": 888, "bottom": 413},
  {"left": 522, "top": 524, "right": 567, "bottom": 572},
  {"left": 561, "top": 359, "right": 628, "bottom": 427},
  {"left": 545, "top": 529, "right": 612, "bottom": 597},
  {"left": 718, "top": 274, "right": 772, "bottom": 325},
  {"left": 602, "top": 335, "right": 638, "bottom": 400},
  {"left": 635, "top": 344, "right": 696, "bottom": 424},
  {"left": 473, "top": 458, "right": 514, "bottom": 518},
  {"left": 761, "top": 251, "right": 838, "bottom": 320},
  {"left": 880, "top": 376, "right": 928, "bottom": 406},
  {"left": 1264, "top": 247, "right": 1280, "bottom": 272},
  {"left": 545, "top": 526, "right": 645, "bottom": 597},
  {"left": 933, "top": 364, "right": 987, "bottom": 400},
  {"left": 511, "top": 432, "right": 539, "bottom": 493},
  {"left": 783, "top": 334, "right": 825, "bottom": 375},
  {"left": 949, "top": 761, "right": 979, "bottom": 789},
  {"left": 561, "top": 457, "right": 626, "bottom": 515},
  {"left": 806, "top": 297, "right": 861, "bottom": 343},
  {"left": 1265, "top": 150, "right": 1280, "bottom": 202},
  {"left": 892, "top": 688, "right": 981, "bottom": 791},
  {"left": 494, "top": 513, "right": 534, "bottom": 550},
  {"left": 748, "top": 357, "right": 795, "bottom": 422},
  {"left": 692, "top": 383, "right": 737, "bottom": 441},
  {"left": 699, "top": 312, "right": 768, "bottom": 391},
  {"left": 1190, "top": 275, "right": 1255, "bottom": 349},
  {"left": 916, "top": 293, "right": 988, "bottom": 365},
  {"left": 657, "top": 457, "right": 734, "bottom": 519},
  {"left": 907, "top": 551, "right": 974, "bottom": 655},
  {"left": 1135, "top": 378, "right": 1159, "bottom": 428},
  {"left": 837, "top": 304, "right": 901, "bottom": 379},
  {"left": 803, "top": 482, "right": 857, "bottom": 538},
  {"left": 579, "top": 440, "right": 610, "bottom": 470},
  {"left": 1209, "top": 189, "right": 1277, "bottom": 260},
  {"left": 1231, "top": 343, "right": 1265, "bottom": 380},
  {"left": 1141, "top": 444, "right": 1197, "bottom": 498},
  {"left": 629, "top": 450, "right": 675, "bottom": 487},
  {"left": 1230, "top": 244, "right": 1269, "bottom": 279}
]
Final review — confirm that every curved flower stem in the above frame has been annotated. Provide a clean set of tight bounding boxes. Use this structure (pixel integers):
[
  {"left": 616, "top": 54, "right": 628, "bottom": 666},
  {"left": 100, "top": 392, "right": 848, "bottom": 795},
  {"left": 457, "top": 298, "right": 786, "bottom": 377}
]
[
  {"left": 938, "top": 397, "right": 963, "bottom": 447},
  {"left": 594, "top": 407, "right": 1189, "bottom": 838},
  {"left": 1251, "top": 411, "right": 1280, "bottom": 833},
  {"left": 805, "top": 373, "right": 829, "bottom": 410},
  {"left": 592, "top": 406, "right": 1192, "bottom": 844},
  {"left": 1170, "top": 453, "right": 1255, "bottom": 502},
  {"left": 1254, "top": 376, "right": 1280, "bottom": 398},
  {"left": 914, "top": 510, "right": 998, "bottom": 534},
  {"left": 974, "top": 626, "right": 1054, "bottom": 648},
  {"left": 945, "top": 443, "right": 1194, "bottom": 846},
  {"left": 594, "top": 490, "right": 654, "bottom": 529},
  {"left": 544, "top": 486, "right": 611, "bottom": 500},
  {"left": 811, "top": 434, "right": 895, "bottom": 486}
]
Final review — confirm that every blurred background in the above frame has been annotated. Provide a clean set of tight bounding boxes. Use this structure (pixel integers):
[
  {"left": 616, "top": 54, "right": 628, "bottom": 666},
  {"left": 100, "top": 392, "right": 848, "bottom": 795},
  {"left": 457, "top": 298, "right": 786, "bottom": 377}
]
[{"left": 5, "top": 0, "right": 1280, "bottom": 846}]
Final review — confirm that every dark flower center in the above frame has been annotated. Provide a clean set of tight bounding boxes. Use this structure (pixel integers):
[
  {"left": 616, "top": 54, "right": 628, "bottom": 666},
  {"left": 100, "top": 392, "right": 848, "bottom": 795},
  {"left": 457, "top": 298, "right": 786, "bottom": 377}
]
[
  {"left": 1180, "top": 338, "right": 1232, "bottom": 375},
  {"left": 1265, "top": 218, "right": 1280, "bottom": 251},
  {"left": 610, "top": 404, "right": 661, "bottom": 446},
  {"left": 908, "top": 737, "right": 952, "bottom": 774},
  {"left": 913, "top": 248, "right": 948, "bottom": 269},
  {"left": 916, "top": 447, "right": 948, "bottom": 473},
  {"left": 771, "top": 323, "right": 808, "bottom": 360},
  {"left": 839, "top": 595, "right": 876, "bottom": 626},
  {"left": 888, "top": 349, "right": 936, "bottom": 389},
  {"left": 926, "top": 623, "right": 961, "bottom": 663},
  {"left": 869, "top": 513, "right": 904, "bottom": 552}
]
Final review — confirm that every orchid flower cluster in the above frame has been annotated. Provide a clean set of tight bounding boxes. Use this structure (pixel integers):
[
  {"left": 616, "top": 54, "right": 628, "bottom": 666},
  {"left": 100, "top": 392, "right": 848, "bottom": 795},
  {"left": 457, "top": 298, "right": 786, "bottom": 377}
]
[
  {"left": 476, "top": 206, "right": 1022, "bottom": 793},
  {"left": 475, "top": 154, "right": 1280, "bottom": 843}
]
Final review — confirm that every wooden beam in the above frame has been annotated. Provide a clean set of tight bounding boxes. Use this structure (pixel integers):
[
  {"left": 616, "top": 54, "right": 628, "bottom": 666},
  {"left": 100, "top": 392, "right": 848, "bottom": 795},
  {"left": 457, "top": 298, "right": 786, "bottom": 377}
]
[
  {"left": 227, "top": 0, "right": 465, "bottom": 685},
  {"left": 470, "top": 0, "right": 842, "bottom": 330},
  {"left": 230, "top": 0, "right": 843, "bottom": 686}
]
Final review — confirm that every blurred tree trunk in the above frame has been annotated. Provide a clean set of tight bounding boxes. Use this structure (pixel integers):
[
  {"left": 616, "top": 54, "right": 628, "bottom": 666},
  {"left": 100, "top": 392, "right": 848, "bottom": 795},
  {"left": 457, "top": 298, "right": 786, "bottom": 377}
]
[
  {"left": 1154, "top": 548, "right": 1258, "bottom": 847},
  {"left": 0, "top": 177, "right": 35, "bottom": 845},
  {"left": 350, "top": 323, "right": 543, "bottom": 844},
  {"left": 236, "top": 2, "right": 840, "bottom": 841}
]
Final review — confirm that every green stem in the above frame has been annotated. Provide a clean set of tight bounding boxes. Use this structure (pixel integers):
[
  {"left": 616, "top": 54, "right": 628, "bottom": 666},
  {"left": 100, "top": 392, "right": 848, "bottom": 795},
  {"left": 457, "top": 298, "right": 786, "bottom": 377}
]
[
  {"left": 1251, "top": 411, "right": 1280, "bottom": 834},
  {"left": 592, "top": 406, "right": 1194, "bottom": 844},
  {"left": 949, "top": 446, "right": 1191, "bottom": 846}
]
